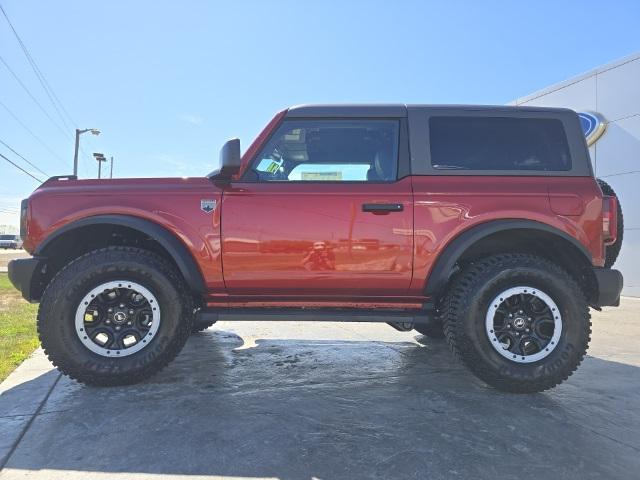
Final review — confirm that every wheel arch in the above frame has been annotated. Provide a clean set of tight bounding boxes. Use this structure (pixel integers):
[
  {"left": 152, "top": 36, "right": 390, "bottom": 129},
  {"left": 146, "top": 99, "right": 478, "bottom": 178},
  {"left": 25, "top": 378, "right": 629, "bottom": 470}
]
[
  {"left": 35, "top": 214, "right": 206, "bottom": 295},
  {"left": 425, "top": 219, "right": 596, "bottom": 301}
]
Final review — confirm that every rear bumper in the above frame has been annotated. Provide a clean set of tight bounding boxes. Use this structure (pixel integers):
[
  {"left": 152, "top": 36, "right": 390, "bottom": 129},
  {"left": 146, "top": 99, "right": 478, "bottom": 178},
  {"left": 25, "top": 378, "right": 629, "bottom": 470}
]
[
  {"left": 7, "top": 257, "right": 44, "bottom": 303},
  {"left": 592, "top": 267, "right": 623, "bottom": 307}
]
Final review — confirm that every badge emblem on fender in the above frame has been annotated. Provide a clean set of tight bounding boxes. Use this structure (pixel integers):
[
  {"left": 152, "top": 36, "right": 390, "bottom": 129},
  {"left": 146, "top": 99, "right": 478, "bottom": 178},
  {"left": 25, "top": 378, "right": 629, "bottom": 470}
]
[{"left": 200, "top": 199, "right": 217, "bottom": 213}]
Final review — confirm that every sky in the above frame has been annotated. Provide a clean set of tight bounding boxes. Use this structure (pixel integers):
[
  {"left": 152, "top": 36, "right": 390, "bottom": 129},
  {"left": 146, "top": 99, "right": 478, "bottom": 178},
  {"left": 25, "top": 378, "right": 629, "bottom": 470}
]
[{"left": 1, "top": 0, "right": 640, "bottom": 228}]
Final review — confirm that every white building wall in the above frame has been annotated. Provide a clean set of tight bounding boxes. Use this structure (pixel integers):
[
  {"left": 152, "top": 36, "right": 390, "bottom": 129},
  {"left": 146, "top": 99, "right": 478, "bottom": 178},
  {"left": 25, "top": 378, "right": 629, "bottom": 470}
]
[{"left": 512, "top": 53, "right": 640, "bottom": 297}]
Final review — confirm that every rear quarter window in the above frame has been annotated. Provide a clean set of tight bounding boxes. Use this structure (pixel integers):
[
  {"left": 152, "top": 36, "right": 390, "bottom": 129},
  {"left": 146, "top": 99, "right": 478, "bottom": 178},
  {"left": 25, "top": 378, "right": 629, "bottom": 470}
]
[{"left": 429, "top": 116, "right": 572, "bottom": 172}]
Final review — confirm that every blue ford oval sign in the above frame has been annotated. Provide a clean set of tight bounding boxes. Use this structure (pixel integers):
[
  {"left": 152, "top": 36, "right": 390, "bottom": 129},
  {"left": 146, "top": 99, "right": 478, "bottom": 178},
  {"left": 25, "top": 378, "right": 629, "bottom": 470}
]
[{"left": 578, "top": 112, "right": 607, "bottom": 146}]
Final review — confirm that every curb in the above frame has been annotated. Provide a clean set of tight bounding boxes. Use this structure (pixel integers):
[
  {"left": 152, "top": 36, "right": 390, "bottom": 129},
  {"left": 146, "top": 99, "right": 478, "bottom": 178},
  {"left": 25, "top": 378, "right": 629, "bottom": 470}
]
[{"left": 0, "top": 350, "right": 60, "bottom": 469}]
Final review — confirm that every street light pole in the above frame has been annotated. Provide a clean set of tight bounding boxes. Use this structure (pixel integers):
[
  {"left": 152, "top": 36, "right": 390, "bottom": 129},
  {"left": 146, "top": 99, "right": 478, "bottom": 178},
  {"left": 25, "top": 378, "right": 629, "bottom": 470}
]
[
  {"left": 93, "top": 153, "right": 107, "bottom": 179},
  {"left": 73, "top": 129, "right": 80, "bottom": 177},
  {"left": 110, "top": 156, "right": 113, "bottom": 178},
  {"left": 73, "top": 128, "right": 101, "bottom": 176}
]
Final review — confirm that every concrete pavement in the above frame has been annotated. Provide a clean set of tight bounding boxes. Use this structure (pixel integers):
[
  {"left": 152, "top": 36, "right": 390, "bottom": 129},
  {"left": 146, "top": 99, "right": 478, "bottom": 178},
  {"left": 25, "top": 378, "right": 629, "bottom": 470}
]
[{"left": 1, "top": 299, "right": 639, "bottom": 479}]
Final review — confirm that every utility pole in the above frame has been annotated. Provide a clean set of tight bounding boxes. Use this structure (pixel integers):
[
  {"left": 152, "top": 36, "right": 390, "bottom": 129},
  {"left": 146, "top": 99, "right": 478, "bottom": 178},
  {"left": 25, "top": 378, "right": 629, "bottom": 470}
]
[
  {"left": 73, "top": 128, "right": 101, "bottom": 176},
  {"left": 93, "top": 153, "right": 107, "bottom": 179},
  {"left": 110, "top": 156, "right": 113, "bottom": 178},
  {"left": 73, "top": 130, "right": 80, "bottom": 176}
]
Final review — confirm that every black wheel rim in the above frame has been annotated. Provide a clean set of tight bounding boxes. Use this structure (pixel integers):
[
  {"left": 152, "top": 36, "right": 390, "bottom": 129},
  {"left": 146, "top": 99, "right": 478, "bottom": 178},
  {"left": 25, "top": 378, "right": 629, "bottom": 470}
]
[
  {"left": 485, "top": 286, "right": 562, "bottom": 363},
  {"left": 75, "top": 280, "right": 161, "bottom": 357}
]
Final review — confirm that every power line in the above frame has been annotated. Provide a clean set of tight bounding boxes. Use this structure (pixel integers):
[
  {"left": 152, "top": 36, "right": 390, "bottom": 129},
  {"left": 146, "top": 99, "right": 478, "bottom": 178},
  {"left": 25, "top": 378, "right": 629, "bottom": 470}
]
[
  {"left": 0, "top": 3, "right": 73, "bottom": 129},
  {"left": 0, "top": 4, "right": 76, "bottom": 129},
  {"left": 0, "top": 152, "right": 43, "bottom": 183},
  {"left": 0, "top": 98, "right": 67, "bottom": 167},
  {"left": 0, "top": 138, "right": 49, "bottom": 177},
  {"left": 0, "top": 54, "right": 72, "bottom": 141},
  {"left": 38, "top": 66, "right": 78, "bottom": 128}
]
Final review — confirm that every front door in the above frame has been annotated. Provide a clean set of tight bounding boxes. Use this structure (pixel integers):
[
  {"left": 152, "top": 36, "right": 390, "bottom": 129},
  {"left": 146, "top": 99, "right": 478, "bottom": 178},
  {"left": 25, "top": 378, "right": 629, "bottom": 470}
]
[{"left": 221, "top": 118, "right": 413, "bottom": 296}]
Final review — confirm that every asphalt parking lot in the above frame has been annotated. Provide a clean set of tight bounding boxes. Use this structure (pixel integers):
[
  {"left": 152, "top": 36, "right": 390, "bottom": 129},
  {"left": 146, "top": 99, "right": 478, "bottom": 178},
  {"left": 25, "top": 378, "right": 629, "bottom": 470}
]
[{"left": 0, "top": 299, "right": 639, "bottom": 480}]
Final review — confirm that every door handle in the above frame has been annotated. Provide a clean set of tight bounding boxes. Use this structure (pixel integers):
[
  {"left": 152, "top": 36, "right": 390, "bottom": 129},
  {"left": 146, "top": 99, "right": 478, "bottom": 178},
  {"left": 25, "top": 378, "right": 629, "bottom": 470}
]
[{"left": 362, "top": 203, "right": 404, "bottom": 213}]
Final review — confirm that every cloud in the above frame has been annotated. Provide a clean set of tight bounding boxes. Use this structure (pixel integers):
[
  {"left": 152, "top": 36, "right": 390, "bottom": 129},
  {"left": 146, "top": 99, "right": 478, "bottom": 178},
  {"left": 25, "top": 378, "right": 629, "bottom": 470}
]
[{"left": 179, "top": 114, "right": 204, "bottom": 126}]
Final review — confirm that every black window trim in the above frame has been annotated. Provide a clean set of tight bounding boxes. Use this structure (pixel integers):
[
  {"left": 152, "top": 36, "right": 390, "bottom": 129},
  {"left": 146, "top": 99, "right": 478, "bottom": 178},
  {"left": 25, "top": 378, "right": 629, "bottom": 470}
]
[
  {"left": 240, "top": 117, "right": 411, "bottom": 184},
  {"left": 407, "top": 106, "right": 593, "bottom": 177}
]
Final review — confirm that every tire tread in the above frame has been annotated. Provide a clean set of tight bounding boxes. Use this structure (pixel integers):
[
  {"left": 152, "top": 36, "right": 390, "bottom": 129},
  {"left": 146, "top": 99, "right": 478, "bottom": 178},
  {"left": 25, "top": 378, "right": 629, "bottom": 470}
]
[
  {"left": 38, "top": 246, "right": 194, "bottom": 386},
  {"left": 441, "top": 253, "right": 591, "bottom": 393}
]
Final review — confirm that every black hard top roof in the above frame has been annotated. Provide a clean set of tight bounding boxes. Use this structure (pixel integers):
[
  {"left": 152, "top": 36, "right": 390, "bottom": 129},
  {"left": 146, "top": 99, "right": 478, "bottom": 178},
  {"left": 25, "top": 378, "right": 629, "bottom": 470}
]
[{"left": 286, "top": 104, "right": 574, "bottom": 118}]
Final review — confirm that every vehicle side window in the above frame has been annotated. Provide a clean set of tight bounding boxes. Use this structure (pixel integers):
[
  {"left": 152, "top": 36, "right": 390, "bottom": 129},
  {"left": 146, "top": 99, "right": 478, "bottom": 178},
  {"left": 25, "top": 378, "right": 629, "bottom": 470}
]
[
  {"left": 429, "top": 116, "right": 572, "bottom": 171},
  {"left": 248, "top": 119, "right": 399, "bottom": 182}
]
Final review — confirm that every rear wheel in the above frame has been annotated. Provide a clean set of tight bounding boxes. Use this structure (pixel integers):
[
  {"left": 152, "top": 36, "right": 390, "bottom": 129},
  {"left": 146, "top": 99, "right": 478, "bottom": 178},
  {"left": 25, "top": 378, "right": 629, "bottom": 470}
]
[
  {"left": 38, "top": 247, "right": 193, "bottom": 386},
  {"left": 442, "top": 253, "right": 591, "bottom": 393}
]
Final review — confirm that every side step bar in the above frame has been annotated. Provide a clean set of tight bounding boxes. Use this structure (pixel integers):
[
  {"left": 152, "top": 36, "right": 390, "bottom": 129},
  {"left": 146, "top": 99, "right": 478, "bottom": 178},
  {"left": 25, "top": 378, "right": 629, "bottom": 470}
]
[{"left": 195, "top": 306, "right": 434, "bottom": 324}]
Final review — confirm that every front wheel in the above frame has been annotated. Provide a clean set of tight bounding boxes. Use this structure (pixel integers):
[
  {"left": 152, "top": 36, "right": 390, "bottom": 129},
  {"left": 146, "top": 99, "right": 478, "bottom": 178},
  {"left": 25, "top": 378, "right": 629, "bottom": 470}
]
[
  {"left": 441, "top": 253, "right": 591, "bottom": 393},
  {"left": 38, "top": 247, "right": 194, "bottom": 386}
]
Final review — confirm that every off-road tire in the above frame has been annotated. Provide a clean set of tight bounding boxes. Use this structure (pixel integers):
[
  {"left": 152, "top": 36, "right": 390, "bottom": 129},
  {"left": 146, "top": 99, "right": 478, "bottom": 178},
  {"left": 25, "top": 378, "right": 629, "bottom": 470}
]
[
  {"left": 38, "top": 247, "right": 194, "bottom": 386},
  {"left": 597, "top": 178, "right": 624, "bottom": 268},
  {"left": 441, "top": 253, "right": 591, "bottom": 393},
  {"left": 414, "top": 321, "right": 445, "bottom": 339}
]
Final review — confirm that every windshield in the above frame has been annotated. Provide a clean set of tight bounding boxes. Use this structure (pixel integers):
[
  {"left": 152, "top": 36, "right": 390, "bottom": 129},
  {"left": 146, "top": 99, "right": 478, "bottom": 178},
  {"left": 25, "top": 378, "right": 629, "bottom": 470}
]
[{"left": 0, "top": 235, "right": 17, "bottom": 240}]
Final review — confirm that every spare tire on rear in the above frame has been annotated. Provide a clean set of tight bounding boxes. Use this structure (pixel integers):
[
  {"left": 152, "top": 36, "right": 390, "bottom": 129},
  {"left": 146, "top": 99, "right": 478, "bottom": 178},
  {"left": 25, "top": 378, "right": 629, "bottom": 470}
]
[{"left": 597, "top": 178, "right": 624, "bottom": 268}]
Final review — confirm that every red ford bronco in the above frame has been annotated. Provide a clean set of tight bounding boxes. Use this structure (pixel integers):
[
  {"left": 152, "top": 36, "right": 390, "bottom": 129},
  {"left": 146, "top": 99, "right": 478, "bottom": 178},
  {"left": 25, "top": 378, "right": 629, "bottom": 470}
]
[{"left": 8, "top": 105, "right": 624, "bottom": 392}]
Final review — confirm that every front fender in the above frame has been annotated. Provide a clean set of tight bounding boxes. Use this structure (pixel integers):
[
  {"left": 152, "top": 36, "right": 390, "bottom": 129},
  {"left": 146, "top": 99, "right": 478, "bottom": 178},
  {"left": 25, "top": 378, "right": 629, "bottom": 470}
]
[{"left": 35, "top": 214, "right": 207, "bottom": 293}]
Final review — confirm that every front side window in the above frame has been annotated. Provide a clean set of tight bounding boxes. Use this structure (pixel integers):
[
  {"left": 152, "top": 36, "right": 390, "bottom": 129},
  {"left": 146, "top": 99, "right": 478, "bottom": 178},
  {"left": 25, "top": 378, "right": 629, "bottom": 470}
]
[
  {"left": 248, "top": 120, "right": 399, "bottom": 182},
  {"left": 429, "top": 116, "right": 572, "bottom": 171}
]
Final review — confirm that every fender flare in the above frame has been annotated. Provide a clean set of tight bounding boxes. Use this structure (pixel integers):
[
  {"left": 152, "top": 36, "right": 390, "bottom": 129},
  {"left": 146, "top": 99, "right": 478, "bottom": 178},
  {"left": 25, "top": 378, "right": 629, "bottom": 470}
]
[
  {"left": 35, "top": 214, "right": 206, "bottom": 293},
  {"left": 424, "top": 219, "right": 592, "bottom": 296}
]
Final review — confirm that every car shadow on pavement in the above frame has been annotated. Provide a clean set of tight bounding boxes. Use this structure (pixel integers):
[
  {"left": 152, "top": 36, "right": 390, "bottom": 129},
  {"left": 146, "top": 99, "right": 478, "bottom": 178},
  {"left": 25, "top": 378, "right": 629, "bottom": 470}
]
[{"left": 1, "top": 328, "right": 640, "bottom": 480}]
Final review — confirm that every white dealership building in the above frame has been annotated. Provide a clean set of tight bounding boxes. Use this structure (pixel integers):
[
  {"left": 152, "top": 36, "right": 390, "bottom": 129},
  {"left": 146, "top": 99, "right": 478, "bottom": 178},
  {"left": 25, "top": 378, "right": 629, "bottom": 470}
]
[{"left": 512, "top": 52, "right": 640, "bottom": 297}]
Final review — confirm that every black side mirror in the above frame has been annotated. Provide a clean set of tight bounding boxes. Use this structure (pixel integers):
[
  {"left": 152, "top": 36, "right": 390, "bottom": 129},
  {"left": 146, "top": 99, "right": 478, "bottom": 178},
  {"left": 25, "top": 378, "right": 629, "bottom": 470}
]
[{"left": 208, "top": 138, "right": 241, "bottom": 181}]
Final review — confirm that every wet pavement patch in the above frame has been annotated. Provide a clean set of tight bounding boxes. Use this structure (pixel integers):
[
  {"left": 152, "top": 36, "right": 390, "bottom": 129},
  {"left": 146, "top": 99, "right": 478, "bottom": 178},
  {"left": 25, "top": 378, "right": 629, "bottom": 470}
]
[{"left": 0, "top": 306, "right": 639, "bottom": 480}]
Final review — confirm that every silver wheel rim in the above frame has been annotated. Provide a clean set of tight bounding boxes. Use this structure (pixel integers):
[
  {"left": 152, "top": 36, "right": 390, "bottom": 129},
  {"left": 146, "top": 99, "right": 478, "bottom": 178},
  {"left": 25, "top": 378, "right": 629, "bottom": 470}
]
[
  {"left": 485, "top": 286, "right": 562, "bottom": 364},
  {"left": 74, "top": 280, "right": 161, "bottom": 357}
]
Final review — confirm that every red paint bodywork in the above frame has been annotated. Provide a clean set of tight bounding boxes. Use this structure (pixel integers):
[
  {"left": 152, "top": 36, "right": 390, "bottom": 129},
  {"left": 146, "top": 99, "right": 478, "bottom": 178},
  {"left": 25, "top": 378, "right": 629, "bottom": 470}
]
[
  {"left": 23, "top": 111, "right": 606, "bottom": 309},
  {"left": 26, "top": 178, "right": 225, "bottom": 292},
  {"left": 410, "top": 175, "right": 605, "bottom": 294}
]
